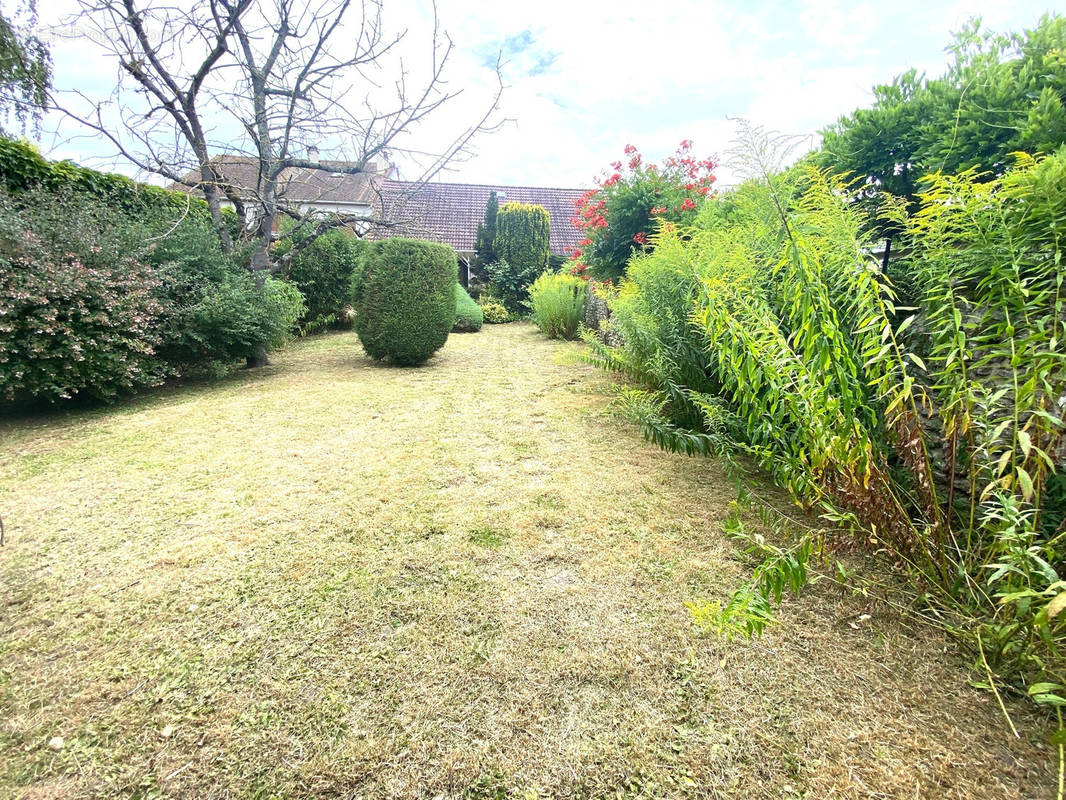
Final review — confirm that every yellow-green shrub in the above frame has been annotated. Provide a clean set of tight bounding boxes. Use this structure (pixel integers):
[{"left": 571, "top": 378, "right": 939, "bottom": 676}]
[
  {"left": 489, "top": 202, "right": 550, "bottom": 309},
  {"left": 588, "top": 152, "right": 1066, "bottom": 714},
  {"left": 527, "top": 272, "right": 586, "bottom": 339}
]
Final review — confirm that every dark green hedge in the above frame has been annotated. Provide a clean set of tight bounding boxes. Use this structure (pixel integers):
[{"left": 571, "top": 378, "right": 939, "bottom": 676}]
[
  {"left": 279, "top": 228, "right": 365, "bottom": 333},
  {"left": 453, "top": 283, "right": 483, "bottom": 332},
  {"left": 0, "top": 137, "right": 217, "bottom": 223},
  {"left": 355, "top": 238, "right": 457, "bottom": 366}
]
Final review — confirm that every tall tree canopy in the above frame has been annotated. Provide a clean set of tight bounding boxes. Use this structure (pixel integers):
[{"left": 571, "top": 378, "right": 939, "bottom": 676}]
[
  {"left": 819, "top": 14, "right": 1066, "bottom": 205},
  {"left": 0, "top": 0, "right": 50, "bottom": 134},
  {"left": 59, "top": 0, "right": 502, "bottom": 275}
]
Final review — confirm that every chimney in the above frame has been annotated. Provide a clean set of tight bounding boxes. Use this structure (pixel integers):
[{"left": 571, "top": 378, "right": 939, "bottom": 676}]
[{"left": 307, "top": 145, "right": 319, "bottom": 164}]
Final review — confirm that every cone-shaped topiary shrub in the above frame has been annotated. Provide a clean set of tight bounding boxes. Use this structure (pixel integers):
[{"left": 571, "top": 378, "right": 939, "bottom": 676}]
[
  {"left": 490, "top": 202, "right": 550, "bottom": 310},
  {"left": 355, "top": 238, "right": 457, "bottom": 365},
  {"left": 453, "top": 283, "right": 484, "bottom": 332}
]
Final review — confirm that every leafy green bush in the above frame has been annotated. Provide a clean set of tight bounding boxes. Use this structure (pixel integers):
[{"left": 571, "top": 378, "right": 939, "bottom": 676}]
[
  {"left": 133, "top": 212, "right": 303, "bottom": 371},
  {"left": 819, "top": 15, "right": 1066, "bottom": 208},
  {"left": 527, "top": 272, "right": 586, "bottom": 339},
  {"left": 453, "top": 283, "right": 483, "bottom": 332},
  {"left": 478, "top": 297, "right": 511, "bottom": 324},
  {"left": 0, "top": 191, "right": 167, "bottom": 403},
  {"left": 589, "top": 228, "right": 728, "bottom": 445},
  {"left": 175, "top": 274, "right": 304, "bottom": 369},
  {"left": 590, "top": 151, "right": 1066, "bottom": 715},
  {"left": 0, "top": 186, "right": 307, "bottom": 404},
  {"left": 355, "top": 238, "right": 457, "bottom": 365},
  {"left": 0, "top": 137, "right": 217, "bottom": 223},
  {"left": 490, "top": 202, "right": 550, "bottom": 309},
  {"left": 278, "top": 226, "right": 364, "bottom": 334}
]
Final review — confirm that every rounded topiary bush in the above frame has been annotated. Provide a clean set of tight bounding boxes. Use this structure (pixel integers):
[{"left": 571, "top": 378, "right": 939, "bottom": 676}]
[
  {"left": 478, "top": 299, "right": 511, "bottom": 324},
  {"left": 453, "top": 283, "right": 483, "bottom": 332},
  {"left": 356, "top": 238, "right": 458, "bottom": 365}
]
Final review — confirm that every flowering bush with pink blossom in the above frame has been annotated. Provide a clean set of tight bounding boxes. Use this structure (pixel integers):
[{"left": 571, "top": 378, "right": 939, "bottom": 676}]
[
  {"left": 0, "top": 189, "right": 305, "bottom": 406},
  {"left": 0, "top": 191, "right": 167, "bottom": 403},
  {"left": 568, "top": 140, "right": 717, "bottom": 279}
]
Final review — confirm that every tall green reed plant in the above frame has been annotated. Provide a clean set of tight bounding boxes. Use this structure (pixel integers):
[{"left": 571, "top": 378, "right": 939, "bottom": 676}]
[
  {"left": 527, "top": 272, "right": 587, "bottom": 340},
  {"left": 588, "top": 130, "right": 1066, "bottom": 727}
]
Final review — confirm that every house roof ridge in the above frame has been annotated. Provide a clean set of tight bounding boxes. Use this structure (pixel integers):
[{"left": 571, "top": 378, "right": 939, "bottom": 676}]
[{"left": 383, "top": 179, "right": 586, "bottom": 193}]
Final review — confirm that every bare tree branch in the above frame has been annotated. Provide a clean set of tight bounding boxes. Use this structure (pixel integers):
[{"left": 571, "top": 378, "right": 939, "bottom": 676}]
[{"left": 53, "top": 0, "right": 504, "bottom": 283}]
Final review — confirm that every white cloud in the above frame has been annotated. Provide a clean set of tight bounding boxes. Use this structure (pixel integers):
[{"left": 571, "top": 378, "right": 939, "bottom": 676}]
[{"left": 29, "top": 0, "right": 1060, "bottom": 188}]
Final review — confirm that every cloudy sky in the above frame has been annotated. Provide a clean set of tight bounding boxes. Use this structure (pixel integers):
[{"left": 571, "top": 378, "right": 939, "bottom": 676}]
[{"left": 31, "top": 0, "right": 1059, "bottom": 189}]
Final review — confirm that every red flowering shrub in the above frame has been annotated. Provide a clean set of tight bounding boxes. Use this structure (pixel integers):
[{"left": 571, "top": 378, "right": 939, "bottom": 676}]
[{"left": 569, "top": 140, "right": 716, "bottom": 279}]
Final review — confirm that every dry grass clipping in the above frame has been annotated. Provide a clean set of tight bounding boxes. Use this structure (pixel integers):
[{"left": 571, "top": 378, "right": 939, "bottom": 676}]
[{"left": 0, "top": 324, "right": 1057, "bottom": 798}]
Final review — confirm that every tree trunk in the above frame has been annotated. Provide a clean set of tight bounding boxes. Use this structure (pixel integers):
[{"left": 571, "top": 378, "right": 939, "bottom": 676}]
[
  {"left": 246, "top": 345, "right": 269, "bottom": 368},
  {"left": 196, "top": 152, "right": 234, "bottom": 254},
  {"left": 246, "top": 246, "right": 271, "bottom": 368}
]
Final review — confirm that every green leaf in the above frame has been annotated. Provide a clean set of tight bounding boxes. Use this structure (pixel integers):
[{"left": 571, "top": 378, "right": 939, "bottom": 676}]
[
  {"left": 1031, "top": 693, "right": 1066, "bottom": 708},
  {"left": 1029, "top": 682, "right": 1063, "bottom": 696},
  {"left": 896, "top": 314, "right": 916, "bottom": 336},
  {"left": 1017, "top": 429, "right": 1032, "bottom": 458},
  {"left": 1016, "top": 467, "right": 1034, "bottom": 501}
]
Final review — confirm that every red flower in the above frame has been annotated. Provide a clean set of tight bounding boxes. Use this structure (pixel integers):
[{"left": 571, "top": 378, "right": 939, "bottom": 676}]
[
  {"left": 633, "top": 231, "right": 648, "bottom": 245},
  {"left": 650, "top": 206, "right": 667, "bottom": 215},
  {"left": 680, "top": 198, "right": 697, "bottom": 211},
  {"left": 628, "top": 155, "right": 641, "bottom": 169},
  {"left": 624, "top": 144, "right": 638, "bottom": 155}
]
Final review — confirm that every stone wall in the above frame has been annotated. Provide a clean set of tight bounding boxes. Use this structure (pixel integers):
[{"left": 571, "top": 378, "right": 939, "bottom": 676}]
[{"left": 583, "top": 284, "right": 621, "bottom": 346}]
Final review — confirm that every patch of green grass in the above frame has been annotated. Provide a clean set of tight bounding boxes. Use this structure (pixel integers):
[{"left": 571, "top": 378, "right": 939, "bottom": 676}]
[{"left": 468, "top": 526, "right": 508, "bottom": 547}]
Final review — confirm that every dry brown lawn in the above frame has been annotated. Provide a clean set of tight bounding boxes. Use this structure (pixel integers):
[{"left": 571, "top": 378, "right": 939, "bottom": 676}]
[{"left": 0, "top": 323, "right": 1057, "bottom": 798}]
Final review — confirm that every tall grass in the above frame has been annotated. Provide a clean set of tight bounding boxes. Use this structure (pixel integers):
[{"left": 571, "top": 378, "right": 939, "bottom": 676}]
[{"left": 527, "top": 272, "right": 587, "bottom": 339}]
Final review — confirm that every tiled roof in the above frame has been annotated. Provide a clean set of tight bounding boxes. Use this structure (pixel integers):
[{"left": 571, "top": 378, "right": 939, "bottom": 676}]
[
  {"left": 169, "top": 155, "right": 381, "bottom": 205},
  {"left": 369, "top": 180, "right": 586, "bottom": 256},
  {"left": 170, "top": 160, "right": 588, "bottom": 257}
]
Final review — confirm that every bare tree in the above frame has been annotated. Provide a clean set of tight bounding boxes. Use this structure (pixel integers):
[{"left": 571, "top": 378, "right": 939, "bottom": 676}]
[{"left": 54, "top": 0, "right": 503, "bottom": 276}]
